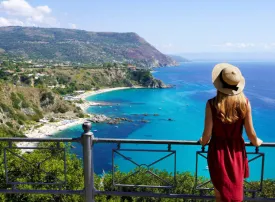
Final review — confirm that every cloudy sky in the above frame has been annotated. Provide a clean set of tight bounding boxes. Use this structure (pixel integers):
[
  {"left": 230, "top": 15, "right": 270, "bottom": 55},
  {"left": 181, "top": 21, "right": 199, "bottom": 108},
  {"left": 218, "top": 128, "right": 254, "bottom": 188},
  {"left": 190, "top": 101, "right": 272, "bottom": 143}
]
[{"left": 0, "top": 0, "right": 275, "bottom": 54}]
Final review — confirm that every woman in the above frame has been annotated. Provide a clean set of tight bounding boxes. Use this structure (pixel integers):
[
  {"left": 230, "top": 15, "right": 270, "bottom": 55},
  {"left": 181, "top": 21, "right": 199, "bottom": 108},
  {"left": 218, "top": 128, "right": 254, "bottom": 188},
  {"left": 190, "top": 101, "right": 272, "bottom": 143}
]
[{"left": 199, "top": 63, "right": 263, "bottom": 202}]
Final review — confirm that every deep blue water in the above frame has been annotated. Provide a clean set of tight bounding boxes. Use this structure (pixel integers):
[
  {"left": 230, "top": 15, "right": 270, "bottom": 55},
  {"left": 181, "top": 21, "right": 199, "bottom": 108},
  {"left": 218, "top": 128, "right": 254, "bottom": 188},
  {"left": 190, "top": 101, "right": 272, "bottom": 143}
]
[{"left": 55, "top": 61, "right": 275, "bottom": 181}]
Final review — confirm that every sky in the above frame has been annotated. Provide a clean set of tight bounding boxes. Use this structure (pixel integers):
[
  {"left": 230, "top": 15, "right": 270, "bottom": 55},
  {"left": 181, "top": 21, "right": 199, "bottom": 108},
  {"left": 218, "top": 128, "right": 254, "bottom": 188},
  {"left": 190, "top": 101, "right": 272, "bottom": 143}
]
[{"left": 0, "top": 0, "right": 275, "bottom": 55}]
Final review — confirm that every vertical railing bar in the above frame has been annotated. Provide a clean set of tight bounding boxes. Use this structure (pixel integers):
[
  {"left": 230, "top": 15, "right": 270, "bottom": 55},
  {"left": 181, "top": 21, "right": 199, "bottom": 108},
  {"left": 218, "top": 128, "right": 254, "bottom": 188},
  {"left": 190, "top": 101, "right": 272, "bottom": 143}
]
[
  {"left": 174, "top": 151, "right": 177, "bottom": 187},
  {"left": 8, "top": 141, "right": 12, "bottom": 148},
  {"left": 4, "top": 148, "right": 8, "bottom": 184},
  {"left": 168, "top": 143, "right": 171, "bottom": 151},
  {"left": 260, "top": 153, "right": 265, "bottom": 192},
  {"left": 252, "top": 192, "right": 256, "bottom": 198},
  {"left": 194, "top": 151, "right": 199, "bottom": 192},
  {"left": 64, "top": 147, "right": 67, "bottom": 185},
  {"left": 112, "top": 149, "right": 115, "bottom": 186},
  {"left": 57, "top": 142, "right": 60, "bottom": 149},
  {"left": 82, "top": 122, "right": 95, "bottom": 202}
]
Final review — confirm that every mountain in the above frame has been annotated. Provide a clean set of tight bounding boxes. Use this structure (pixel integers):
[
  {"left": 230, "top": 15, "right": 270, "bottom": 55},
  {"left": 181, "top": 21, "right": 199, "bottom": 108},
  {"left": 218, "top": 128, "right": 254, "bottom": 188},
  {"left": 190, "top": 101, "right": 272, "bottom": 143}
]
[
  {"left": 0, "top": 26, "right": 177, "bottom": 68},
  {"left": 168, "top": 54, "right": 190, "bottom": 62}
]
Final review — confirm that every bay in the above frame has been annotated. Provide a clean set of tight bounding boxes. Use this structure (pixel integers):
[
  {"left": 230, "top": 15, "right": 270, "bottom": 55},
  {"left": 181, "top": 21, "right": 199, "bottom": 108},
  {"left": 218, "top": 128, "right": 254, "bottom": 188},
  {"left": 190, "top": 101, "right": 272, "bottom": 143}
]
[{"left": 55, "top": 61, "right": 275, "bottom": 181}]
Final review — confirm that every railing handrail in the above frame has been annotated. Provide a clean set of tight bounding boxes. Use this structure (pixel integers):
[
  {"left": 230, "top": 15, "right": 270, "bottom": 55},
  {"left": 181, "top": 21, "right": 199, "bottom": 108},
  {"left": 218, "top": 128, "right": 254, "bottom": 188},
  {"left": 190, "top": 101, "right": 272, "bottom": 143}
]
[
  {"left": 93, "top": 137, "right": 275, "bottom": 147},
  {"left": 0, "top": 122, "right": 274, "bottom": 201},
  {"left": 0, "top": 137, "right": 80, "bottom": 142},
  {"left": 0, "top": 137, "right": 274, "bottom": 147}
]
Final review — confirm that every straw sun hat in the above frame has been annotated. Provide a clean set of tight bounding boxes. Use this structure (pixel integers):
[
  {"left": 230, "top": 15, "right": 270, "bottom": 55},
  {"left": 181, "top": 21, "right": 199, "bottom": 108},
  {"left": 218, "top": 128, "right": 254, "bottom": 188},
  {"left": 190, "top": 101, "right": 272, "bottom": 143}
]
[{"left": 212, "top": 63, "right": 245, "bottom": 95}]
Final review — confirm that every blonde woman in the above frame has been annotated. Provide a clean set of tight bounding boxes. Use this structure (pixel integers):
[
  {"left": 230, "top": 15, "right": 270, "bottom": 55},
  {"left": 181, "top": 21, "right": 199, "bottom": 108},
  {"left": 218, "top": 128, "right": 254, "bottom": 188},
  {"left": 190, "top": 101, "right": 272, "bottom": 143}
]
[{"left": 199, "top": 63, "right": 263, "bottom": 202}]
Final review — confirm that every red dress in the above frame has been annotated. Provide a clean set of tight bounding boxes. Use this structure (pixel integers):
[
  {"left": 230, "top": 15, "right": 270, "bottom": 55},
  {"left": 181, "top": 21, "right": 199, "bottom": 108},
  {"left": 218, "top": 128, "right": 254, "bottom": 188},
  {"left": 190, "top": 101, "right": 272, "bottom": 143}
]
[{"left": 207, "top": 98, "right": 249, "bottom": 202}]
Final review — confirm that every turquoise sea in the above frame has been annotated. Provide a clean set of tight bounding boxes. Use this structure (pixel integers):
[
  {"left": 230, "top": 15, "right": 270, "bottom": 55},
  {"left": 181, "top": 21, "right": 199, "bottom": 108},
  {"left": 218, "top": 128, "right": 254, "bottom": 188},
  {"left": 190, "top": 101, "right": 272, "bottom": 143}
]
[{"left": 55, "top": 61, "right": 275, "bottom": 181}]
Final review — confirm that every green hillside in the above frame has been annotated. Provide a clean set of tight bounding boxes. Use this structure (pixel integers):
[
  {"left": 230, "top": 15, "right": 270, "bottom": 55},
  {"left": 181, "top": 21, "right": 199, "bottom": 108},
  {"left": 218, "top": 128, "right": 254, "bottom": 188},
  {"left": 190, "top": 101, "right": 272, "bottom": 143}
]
[
  {"left": 0, "top": 26, "right": 177, "bottom": 68},
  {"left": 0, "top": 81, "right": 82, "bottom": 137}
]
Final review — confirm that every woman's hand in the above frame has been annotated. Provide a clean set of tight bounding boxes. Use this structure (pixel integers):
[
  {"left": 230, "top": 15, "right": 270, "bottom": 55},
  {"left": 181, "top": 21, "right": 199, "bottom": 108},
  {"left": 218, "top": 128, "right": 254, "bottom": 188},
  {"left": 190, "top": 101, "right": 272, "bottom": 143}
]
[
  {"left": 199, "top": 137, "right": 210, "bottom": 145},
  {"left": 198, "top": 137, "right": 203, "bottom": 145},
  {"left": 256, "top": 138, "right": 263, "bottom": 147}
]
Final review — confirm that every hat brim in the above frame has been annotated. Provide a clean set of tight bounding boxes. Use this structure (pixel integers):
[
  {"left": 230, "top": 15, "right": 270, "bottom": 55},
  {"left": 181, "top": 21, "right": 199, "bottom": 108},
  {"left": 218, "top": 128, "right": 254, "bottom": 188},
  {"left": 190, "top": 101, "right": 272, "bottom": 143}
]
[{"left": 212, "top": 63, "right": 245, "bottom": 95}]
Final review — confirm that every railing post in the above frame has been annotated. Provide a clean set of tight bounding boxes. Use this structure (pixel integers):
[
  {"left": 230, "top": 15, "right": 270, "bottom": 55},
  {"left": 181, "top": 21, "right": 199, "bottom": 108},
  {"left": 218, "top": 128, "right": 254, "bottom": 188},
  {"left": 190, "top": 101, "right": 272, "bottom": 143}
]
[{"left": 81, "top": 122, "right": 95, "bottom": 202}]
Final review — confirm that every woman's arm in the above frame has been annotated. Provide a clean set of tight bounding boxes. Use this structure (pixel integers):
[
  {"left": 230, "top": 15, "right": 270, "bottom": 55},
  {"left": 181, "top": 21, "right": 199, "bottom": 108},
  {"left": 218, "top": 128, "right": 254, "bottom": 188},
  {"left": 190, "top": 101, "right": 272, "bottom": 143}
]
[
  {"left": 199, "top": 102, "right": 213, "bottom": 146},
  {"left": 244, "top": 102, "right": 263, "bottom": 146}
]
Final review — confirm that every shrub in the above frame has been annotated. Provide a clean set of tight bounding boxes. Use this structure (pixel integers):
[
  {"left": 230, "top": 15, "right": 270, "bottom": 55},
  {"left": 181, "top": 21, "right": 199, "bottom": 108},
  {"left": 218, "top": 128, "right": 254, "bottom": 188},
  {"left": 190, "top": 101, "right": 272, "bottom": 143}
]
[
  {"left": 40, "top": 92, "right": 55, "bottom": 107},
  {"left": 0, "top": 103, "right": 12, "bottom": 113},
  {"left": 54, "top": 104, "right": 69, "bottom": 114},
  {"left": 77, "top": 113, "right": 85, "bottom": 118},
  {"left": 11, "top": 92, "right": 21, "bottom": 109},
  {"left": 5, "top": 122, "right": 13, "bottom": 128}
]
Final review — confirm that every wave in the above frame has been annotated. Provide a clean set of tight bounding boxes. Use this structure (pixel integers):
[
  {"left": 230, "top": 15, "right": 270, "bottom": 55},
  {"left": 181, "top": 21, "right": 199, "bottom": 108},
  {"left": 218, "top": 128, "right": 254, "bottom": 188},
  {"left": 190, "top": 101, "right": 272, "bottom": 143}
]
[{"left": 246, "top": 91, "right": 275, "bottom": 104}]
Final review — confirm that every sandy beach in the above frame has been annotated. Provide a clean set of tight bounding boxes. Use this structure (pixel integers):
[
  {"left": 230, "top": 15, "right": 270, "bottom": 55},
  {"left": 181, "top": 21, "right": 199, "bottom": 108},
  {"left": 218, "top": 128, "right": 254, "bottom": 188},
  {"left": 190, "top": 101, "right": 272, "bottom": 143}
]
[
  {"left": 75, "top": 86, "right": 144, "bottom": 111},
  {"left": 75, "top": 87, "right": 132, "bottom": 100},
  {"left": 19, "top": 86, "right": 142, "bottom": 148},
  {"left": 75, "top": 86, "right": 144, "bottom": 100}
]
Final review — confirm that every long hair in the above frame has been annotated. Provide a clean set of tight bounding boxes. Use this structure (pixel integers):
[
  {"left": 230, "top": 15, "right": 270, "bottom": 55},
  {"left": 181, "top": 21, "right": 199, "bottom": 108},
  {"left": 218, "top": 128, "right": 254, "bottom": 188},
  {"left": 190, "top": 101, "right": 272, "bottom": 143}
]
[{"left": 213, "top": 91, "right": 247, "bottom": 124}]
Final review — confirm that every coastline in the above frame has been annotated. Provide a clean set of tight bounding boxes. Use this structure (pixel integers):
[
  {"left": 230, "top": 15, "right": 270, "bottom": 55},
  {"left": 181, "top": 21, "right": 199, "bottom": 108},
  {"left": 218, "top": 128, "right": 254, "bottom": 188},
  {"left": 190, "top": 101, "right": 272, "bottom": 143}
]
[
  {"left": 19, "top": 86, "right": 143, "bottom": 148},
  {"left": 75, "top": 86, "right": 141, "bottom": 100},
  {"left": 17, "top": 118, "right": 86, "bottom": 149},
  {"left": 75, "top": 86, "right": 144, "bottom": 111}
]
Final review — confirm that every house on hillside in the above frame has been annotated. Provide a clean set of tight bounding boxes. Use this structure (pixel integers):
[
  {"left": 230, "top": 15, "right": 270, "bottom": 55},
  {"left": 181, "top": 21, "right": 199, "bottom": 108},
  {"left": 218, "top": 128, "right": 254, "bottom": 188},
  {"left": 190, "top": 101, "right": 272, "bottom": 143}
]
[
  {"left": 74, "top": 90, "right": 85, "bottom": 94},
  {"left": 127, "top": 64, "right": 136, "bottom": 71},
  {"left": 33, "top": 64, "right": 45, "bottom": 68}
]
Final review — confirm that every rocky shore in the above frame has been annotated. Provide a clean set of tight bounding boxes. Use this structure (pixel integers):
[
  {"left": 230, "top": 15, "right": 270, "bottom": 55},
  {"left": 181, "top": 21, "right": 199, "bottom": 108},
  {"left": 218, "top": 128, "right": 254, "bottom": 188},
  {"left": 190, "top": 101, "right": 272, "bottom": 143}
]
[{"left": 88, "top": 114, "right": 133, "bottom": 124}]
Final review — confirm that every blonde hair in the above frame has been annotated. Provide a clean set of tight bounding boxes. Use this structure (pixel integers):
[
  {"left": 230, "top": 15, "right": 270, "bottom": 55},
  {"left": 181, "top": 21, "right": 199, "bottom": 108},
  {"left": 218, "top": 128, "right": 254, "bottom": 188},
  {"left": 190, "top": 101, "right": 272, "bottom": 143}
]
[{"left": 213, "top": 91, "right": 247, "bottom": 124}]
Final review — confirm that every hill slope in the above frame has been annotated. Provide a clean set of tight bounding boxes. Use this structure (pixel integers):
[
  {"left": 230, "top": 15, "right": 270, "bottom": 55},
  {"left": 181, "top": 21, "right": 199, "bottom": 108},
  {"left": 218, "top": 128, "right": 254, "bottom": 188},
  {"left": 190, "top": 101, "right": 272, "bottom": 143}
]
[
  {"left": 0, "top": 26, "right": 177, "bottom": 68},
  {"left": 0, "top": 81, "right": 82, "bottom": 137},
  {"left": 168, "top": 54, "right": 190, "bottom": 62}
]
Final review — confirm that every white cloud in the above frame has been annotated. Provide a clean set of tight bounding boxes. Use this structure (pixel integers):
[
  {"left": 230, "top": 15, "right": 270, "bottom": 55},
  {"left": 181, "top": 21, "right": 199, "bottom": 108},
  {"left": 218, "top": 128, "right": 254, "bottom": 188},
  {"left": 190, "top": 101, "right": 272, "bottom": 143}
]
[
  {"left": 36, "top": 6, "right": 51, "bottom": 14},
  {"left": 0, "top": 0, "right": 58, "bottom": 27},
  {"left": 68, "top": 23, "right": 77, "bottom": 29},
  {"left": 213, "top": 42, "right": 255, "bottom": 49},
  {"left": 261, "top": 43, "right": 275, "bottom": 50},
  {"left": 0, "top": 17, "right": 24, "bottom": 26}
]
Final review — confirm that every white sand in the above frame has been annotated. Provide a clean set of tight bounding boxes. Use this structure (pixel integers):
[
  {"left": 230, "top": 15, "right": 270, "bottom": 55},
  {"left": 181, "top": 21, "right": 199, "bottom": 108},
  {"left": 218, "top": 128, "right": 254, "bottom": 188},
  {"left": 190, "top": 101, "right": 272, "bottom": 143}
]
[
  {"left": 76, "top": 86, "right": 144, "bottom": 111},
  {"left": 75, "top": 86, "right": 143, "bottom": 100},
  {"left": 17, "top": 118, "right": 87, "bottom": 149}
]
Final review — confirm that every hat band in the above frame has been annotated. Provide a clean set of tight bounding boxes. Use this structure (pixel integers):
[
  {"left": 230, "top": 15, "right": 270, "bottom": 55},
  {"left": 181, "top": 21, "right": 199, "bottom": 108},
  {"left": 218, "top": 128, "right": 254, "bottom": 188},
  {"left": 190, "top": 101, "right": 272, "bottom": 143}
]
[{"left": 219, "top": 72, "right": 239, "bottom": 91}]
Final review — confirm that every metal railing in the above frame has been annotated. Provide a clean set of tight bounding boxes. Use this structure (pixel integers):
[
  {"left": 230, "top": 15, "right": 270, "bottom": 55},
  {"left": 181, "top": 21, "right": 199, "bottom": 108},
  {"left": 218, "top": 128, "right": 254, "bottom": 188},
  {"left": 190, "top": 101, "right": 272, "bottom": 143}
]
[{"left": 0, "top": 121, "right": 274, "bottom": 201}]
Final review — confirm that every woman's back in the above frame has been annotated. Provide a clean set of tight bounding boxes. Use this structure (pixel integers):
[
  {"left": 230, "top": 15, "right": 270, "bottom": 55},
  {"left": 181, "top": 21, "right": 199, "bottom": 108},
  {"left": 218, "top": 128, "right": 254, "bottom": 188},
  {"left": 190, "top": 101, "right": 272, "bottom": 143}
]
[
  {"left": 208, "top": 97, "right": 245, "bottom": 140},
  {"left": 199, "top": 63, "right": 262, "bottom": 202},
  {"left": 207, "top": 97, "right": 249, "bottom": 201}
]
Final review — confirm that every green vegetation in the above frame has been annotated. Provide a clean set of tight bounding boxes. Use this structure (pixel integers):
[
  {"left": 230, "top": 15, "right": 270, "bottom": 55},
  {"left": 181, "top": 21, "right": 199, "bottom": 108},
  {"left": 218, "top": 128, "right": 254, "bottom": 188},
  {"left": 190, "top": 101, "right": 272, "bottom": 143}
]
[
  {"left": 0, "top": 58, "right": 166, "bottom": 96},
  {"left": 0, "top": 82, "right": 81, "bottom": 136},
  {"left": 94, "top": 169, "right": 275, "bottom": 201},
  {"left": 0, "top": 145, "right": 274, "bottom": 202},
  {"left": 0, "top": 26, "right": 177, "bottom": 68},
  {"left": 0, "top": 142, "right": 84, "bottom": 202}
]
